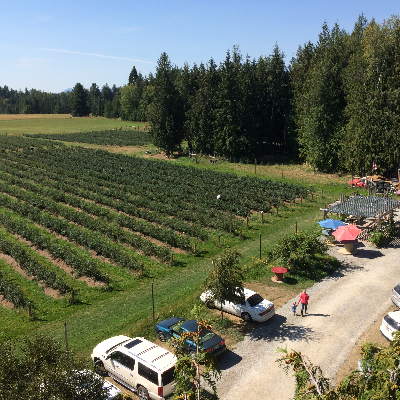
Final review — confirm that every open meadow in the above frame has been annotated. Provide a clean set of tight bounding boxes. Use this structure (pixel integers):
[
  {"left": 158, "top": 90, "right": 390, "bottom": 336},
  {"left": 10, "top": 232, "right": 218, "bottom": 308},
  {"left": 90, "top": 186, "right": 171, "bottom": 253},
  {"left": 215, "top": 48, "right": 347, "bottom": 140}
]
[{"left": 0, "top": 115, "right": 361, "bottom": 363}]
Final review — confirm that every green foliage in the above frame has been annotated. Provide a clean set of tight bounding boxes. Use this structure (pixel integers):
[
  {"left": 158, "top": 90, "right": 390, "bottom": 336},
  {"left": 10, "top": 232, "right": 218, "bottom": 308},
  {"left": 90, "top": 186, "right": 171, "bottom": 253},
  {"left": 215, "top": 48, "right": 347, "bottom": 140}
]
[
  {"left": 369, "top": 229, "right": 386, "bottom": 248},
  {"left": 266, "top": 229, "right": 328, "bottom": 280},
  {"left": 277, "top": 332, "right": 400, "bottom": 400},
  {"left": 0, "top": 334, "right": 109, "bottom": 400},
  {"left": 70, "top": 83, "right": 90, "bottom": 117},
  {"left": 171, "top": 306, "right": 220, "bottom": 400},
  {"left": 203, "top": 249, "right": 243, "bottom": 319},
  {"left": 147, "top": 52, "right": 184, "bottom": 156}
]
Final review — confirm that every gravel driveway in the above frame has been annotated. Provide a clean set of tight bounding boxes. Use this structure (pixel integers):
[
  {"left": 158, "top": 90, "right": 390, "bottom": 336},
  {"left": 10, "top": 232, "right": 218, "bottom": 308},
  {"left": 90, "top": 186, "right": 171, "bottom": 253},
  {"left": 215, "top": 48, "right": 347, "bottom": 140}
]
[{"left": 217, "top": 235, "right": 399, "bottom": 399}]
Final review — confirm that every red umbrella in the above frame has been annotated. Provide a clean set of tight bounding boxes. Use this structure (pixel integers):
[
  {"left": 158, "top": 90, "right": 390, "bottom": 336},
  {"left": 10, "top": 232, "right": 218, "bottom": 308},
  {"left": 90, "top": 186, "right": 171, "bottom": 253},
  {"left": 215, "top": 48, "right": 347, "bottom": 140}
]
[{"left": 332, "top": 225, "right": 362, "bottom": 241}]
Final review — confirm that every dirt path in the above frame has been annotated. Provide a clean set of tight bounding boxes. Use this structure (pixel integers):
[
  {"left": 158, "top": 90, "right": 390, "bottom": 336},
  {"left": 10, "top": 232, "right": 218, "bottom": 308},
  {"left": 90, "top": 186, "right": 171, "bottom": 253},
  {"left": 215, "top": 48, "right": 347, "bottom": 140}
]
[{"left": 217, "top": 240, "right": 399, "bottom": 400}]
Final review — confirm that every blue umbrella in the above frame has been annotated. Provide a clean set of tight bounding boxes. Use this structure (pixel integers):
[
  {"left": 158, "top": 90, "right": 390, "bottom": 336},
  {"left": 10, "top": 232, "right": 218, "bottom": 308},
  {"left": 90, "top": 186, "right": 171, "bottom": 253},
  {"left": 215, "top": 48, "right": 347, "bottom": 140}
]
[{"left": 318, "top": 219, "right": 346, "bottom": 230}]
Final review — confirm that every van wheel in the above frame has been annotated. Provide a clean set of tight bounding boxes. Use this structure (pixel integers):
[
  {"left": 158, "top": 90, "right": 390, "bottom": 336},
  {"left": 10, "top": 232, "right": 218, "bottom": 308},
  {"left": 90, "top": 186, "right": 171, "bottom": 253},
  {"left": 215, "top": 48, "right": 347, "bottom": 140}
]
[
  {"left": 241, "top": 312, "right": 252, "bottom": 322},
  {"left": 94, "top": 360, "right": 107, "bottom": 376},
  {"left": 158, "top": 331, "right": 166, "bottom": 342},
  {"left": 137, "top": 385, "right": 149, "bottom": 400},
  {"left": 205, "top": 301, "right": 214, "bottom": 309}
]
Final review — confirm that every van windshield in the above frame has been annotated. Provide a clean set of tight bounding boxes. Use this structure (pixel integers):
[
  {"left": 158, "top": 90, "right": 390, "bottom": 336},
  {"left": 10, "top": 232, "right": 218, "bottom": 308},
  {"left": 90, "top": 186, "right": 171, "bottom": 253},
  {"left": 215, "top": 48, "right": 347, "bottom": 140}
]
[{"left": 161, "top": 367, "right": 175, "bottom": 386}]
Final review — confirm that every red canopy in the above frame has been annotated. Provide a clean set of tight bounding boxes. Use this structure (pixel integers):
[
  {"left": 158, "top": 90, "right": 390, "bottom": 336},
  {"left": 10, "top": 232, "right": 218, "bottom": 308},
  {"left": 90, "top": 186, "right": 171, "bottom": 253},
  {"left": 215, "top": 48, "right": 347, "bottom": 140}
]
[{"left": 332, "top": 225, "right": 362, "bottom": 241}]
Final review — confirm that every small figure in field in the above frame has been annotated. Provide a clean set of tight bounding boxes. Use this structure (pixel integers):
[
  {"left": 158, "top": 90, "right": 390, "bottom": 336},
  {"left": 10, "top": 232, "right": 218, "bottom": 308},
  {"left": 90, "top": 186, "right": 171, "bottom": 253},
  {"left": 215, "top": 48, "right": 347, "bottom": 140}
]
[
  {"left": 291, "top": 302, "right": 297, "bottom": 316},
  {"left": 298, "top": 289, "right": 309, "bottom": 317},
  {"left": 120, "top": 166, "right": 124, "bottom": 173}
]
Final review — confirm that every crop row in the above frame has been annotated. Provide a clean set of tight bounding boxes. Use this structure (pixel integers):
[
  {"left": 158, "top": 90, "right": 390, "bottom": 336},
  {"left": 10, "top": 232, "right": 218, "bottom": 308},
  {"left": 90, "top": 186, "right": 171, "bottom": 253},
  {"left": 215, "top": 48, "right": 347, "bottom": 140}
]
[
  {"left": 0, "top": 156, "right": 233, "bottom": 234},
  {"left": 0, "top": 207, "right": 107, "bottom": 282},
  {"left": 24, "top": 129, "right": 151, "bottom": 146},
  {"left": 0, "top": 174, "right": 183, "bottom": 256},
  {"left": 2, "top": 136, "right": 309, "bottom": 217},
  {"left": 0, "top": 260, "right": 28, "bottom": 308},
  {"left": 0, "top": 191, "right": 143, "bottom": 271},
  {"left": 0, "top": 225, "right": 70, "bottom": 293}
]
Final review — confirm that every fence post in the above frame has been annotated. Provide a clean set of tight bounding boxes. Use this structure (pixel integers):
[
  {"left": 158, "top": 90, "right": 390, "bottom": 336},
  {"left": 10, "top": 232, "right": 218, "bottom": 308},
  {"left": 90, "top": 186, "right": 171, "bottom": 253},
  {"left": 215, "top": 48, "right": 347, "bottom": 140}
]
[
  {"left": 28, "top": 302, "right": 32, "bottom": 318},
  {"left": 152, "top": 282, "right": 155, "bottom": 321},
  {"left": 259, "top": 233, "right": 262, "bottom": 259},
  {"left": 64, "top": 321, "right": 68, "bottom": 351}
]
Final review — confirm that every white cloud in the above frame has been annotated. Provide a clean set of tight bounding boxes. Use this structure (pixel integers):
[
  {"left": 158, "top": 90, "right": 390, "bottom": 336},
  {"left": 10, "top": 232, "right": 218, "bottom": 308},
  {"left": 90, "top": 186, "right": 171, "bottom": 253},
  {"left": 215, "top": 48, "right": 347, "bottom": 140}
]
[{"left": 40, "top": 48, "right": 154, "bottom": 64}]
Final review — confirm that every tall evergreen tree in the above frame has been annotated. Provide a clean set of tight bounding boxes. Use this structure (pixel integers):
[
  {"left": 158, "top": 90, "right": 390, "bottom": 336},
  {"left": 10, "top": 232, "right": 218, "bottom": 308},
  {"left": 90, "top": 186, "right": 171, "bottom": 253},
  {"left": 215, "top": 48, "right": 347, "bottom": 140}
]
[
  {"left": 147, "top": 52, "right": 184, "bottom": 156},
  {"left": 70, "top": 83, "right": 90, "bottom": 117}
]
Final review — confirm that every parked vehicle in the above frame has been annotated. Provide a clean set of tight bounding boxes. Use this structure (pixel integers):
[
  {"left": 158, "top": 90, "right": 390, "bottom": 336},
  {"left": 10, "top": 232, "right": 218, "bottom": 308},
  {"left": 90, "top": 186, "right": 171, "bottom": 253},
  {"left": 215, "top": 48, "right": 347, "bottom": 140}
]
[
  {"left": 91, "top": 335, "right": 176, "bottom": 400},
  {"left": 380, "top": 310, "right": 400, "bottom": 340},
  {"left": 155, "top": 317, "right": 226, "bottom": 357},
  {"left": 200, "top": 287, "right": 275, "bottom": 322},
  {"left": 391, "top": 283, "right": 400, "bottom": 309}
]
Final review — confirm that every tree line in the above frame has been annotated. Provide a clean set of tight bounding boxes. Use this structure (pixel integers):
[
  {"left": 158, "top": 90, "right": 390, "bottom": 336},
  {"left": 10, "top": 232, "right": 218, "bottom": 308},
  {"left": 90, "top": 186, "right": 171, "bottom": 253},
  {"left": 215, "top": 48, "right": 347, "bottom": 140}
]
[{"left": 2, "top": 14, "right": 400, "bottom": 174}]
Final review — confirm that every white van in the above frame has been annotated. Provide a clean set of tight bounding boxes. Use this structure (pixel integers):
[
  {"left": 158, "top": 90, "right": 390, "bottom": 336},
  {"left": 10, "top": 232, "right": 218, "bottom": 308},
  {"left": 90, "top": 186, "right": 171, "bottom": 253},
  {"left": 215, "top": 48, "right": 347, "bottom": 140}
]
[{"left": 91, "top": 336, "right": 176, "bottom": 400}]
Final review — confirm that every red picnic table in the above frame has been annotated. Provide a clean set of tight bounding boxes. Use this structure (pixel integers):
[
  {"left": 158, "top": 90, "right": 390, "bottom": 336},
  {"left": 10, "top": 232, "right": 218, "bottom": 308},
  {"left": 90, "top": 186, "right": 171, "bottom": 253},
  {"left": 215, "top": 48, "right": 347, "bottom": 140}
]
[{"left": 271, "top": 266, "right": 288, "bottom": 283}]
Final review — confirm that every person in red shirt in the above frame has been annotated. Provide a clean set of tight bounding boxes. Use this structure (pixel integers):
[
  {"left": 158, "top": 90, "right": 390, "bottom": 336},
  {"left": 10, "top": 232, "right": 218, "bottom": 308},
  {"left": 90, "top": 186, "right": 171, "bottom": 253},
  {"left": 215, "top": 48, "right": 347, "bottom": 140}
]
[{"left": 298, "top": 289, "right": 309, "bottom": 317}]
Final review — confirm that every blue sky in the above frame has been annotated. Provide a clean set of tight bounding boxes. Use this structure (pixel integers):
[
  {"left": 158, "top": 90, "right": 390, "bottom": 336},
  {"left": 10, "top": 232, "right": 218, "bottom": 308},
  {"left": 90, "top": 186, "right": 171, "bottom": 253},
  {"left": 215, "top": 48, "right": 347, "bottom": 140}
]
[{"left": 1, "top": 0, "right": 399, "bottom": 93}]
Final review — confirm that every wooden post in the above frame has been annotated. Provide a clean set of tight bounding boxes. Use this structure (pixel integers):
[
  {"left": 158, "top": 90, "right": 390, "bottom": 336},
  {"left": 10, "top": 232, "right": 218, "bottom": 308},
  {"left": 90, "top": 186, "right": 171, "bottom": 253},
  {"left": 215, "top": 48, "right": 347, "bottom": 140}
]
[
  {"left": 141, "top": 263, "right": 144, "bottom": 275},
  {"left": 106, "top": 274, "right": 109, "bottom": 288},
  {"left": 218, "top": 234, "right": 221, "bottom": 247},
  {"left": 194, "top": 242, "right": 197, "bottom": 253},
  {"left": 71, "top": 286, "right": 74, "bottom": 303},
  {"left": 281, "top": 163, "right": 284, "bottom": 178},
  {"left": 170, "top": 253, "right": 174, "bottom": 264},
  {"left": 152, "top": 282, "right": 155, "bottom": 321},
  {"left": 259, "top": 233, "right": 262, "bottom": 260},
  {"left": 246, "top": 217, "right": 249, "bottom": 227},
  {"left": 212, "top": 259, "right": 215, "bottom": 269},
  {"left": 64, "top": 321, "right": 68, "bottom": 351},
  {"left": 295, "top": 217, "right": 298, "bottom": 234},
  {"left": 261, "top": 211, "right": 264, "bottom": 222},
  {"left": 28, "top": 302, "right": 32, "bottom": 318}
]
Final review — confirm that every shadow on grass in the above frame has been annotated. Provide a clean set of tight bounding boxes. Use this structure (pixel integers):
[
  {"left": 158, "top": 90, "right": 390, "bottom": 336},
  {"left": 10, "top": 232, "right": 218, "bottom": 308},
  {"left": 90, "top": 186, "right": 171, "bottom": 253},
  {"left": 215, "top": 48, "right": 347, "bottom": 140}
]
[{"left": 282, "top": 276, "right": 298, "bottom": 285}]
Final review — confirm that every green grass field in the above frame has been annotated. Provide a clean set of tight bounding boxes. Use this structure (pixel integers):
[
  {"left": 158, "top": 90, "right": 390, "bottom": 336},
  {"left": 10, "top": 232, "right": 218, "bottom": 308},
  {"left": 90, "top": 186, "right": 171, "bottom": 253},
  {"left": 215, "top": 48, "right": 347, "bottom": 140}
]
[
  {"left": 0, "top": 114, "right": 147, "bottom": 136},
  {"left": 0, "top": 115, "right": 360, "bottom": 363}
]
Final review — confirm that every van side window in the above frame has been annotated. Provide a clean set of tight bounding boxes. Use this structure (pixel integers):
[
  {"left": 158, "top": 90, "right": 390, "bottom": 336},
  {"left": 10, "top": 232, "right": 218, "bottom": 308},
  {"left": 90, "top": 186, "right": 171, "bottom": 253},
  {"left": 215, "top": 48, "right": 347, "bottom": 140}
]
[
  {"left": 110, "top": 351, "right": 135, "bottom": 370},
  {"left": 138, "top": 363, "right": 158, "bottom": 385}
]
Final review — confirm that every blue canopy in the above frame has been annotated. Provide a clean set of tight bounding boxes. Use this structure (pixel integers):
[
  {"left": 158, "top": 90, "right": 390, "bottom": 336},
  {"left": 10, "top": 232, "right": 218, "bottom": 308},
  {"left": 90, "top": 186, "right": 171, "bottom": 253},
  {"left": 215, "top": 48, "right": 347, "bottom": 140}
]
[{"left": 318, "top": 219, "right": 346, "bottom": 230}]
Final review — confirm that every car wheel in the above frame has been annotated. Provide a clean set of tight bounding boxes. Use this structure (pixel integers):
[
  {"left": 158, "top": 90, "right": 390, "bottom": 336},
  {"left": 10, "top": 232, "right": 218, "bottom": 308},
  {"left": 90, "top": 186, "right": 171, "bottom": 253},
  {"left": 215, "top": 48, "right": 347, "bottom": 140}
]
[
  {"left": 137, "top": 385, "right": 149, "bottom": 400},
  {"left": 205, "top": 301, "right": 214, "bottom": 309},
  {"left": 158, "top": 331, "right": 167, "bottom": 342},
  {"left": 94, "top": 360, "right": 107, "bottom": 376},
  {"left": 241, "top": 312, "right": 253, "bottom": 322}
]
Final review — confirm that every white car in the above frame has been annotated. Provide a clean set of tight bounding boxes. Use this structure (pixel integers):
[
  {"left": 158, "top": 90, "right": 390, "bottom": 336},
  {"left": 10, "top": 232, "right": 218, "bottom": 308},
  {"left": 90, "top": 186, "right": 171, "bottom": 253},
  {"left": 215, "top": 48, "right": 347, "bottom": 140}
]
[
  {"left": 391, "top": 283, "right": 400, "bottom": 309},
  {"left": 380, "top": 310, "right": 400, "bottom": 340},
  {"left": 200, "top": 287, "right": 275, "bottom": 322}
]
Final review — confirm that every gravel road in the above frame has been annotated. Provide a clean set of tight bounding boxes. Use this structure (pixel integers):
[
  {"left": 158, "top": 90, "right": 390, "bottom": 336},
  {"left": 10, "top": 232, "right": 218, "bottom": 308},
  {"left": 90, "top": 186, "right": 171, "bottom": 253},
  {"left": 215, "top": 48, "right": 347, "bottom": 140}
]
[{"left": 217, "top": 233, "right": 400, "bottom": 399}]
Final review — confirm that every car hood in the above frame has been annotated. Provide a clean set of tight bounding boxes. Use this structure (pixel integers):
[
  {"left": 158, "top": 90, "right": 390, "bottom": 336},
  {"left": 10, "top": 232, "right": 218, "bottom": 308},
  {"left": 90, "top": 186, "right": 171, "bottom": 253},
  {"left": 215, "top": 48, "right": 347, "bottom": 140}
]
[{"left": 92, "top": 335, "right": 131, "bottom": 355}]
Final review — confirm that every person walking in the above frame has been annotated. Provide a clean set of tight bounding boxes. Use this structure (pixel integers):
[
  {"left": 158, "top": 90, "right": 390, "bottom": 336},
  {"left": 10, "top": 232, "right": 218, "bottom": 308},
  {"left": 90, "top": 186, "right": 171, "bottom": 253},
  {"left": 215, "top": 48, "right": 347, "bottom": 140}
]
[{"left": 298, "top": 289, "right": 309, "bottom": 317}]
